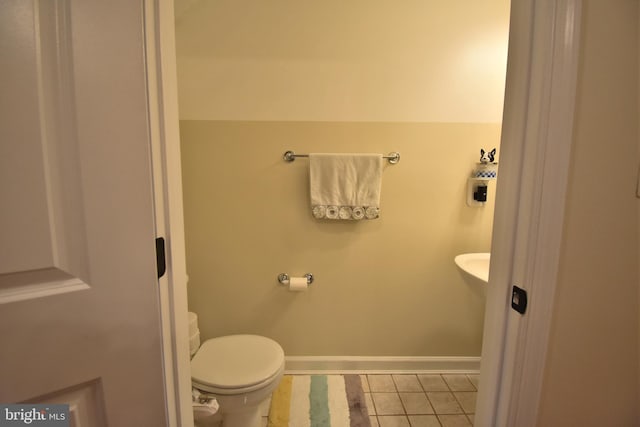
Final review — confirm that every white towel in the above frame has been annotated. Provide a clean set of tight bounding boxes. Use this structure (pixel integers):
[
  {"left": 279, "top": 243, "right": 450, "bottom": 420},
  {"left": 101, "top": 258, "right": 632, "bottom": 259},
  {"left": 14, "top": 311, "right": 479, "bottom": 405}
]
[{"left": 309, "top": 153, "right": 383, "bottom": 220}]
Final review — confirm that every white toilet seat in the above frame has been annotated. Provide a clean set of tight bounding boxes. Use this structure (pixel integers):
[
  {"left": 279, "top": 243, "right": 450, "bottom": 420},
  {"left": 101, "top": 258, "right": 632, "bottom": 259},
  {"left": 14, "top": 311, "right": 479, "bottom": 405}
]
[{"left": 191, "top": 334, "right": 285, "bottom": 395}]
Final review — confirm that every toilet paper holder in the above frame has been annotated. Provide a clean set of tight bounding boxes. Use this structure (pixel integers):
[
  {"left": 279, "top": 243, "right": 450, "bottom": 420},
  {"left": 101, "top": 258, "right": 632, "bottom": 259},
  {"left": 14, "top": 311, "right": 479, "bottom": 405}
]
[{"left": 277, "top": 273, "right": 314, "bottom": 285}]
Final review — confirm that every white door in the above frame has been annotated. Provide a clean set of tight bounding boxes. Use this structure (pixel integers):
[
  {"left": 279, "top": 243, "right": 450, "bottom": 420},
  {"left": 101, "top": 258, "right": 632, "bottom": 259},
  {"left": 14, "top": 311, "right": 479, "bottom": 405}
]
[{"left": 0, "top": 1, "right": 168, "bottom": 425}]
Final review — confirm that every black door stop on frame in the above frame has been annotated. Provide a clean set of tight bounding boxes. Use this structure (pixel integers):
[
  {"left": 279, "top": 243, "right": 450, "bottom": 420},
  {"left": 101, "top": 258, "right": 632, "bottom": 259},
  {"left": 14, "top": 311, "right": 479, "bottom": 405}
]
[{"left": 511, "top": 285, "right": 528, "bottom": 315}]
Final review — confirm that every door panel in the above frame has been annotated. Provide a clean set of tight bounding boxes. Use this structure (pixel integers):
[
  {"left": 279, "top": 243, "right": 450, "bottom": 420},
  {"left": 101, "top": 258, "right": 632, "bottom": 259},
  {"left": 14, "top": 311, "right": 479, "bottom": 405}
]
[
  {"left": 0, "top": 1, "right": 168, "bottom": 425},
  {"left": 29, "top": 380, "right": 107, "bottom": 427}
]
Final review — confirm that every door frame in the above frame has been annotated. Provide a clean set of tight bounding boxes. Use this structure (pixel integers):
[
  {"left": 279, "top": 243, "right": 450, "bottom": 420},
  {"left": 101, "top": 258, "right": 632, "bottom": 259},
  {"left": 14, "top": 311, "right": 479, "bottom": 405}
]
[
  {"left": 145, "top": 0, "right": 583, "bottom": 425},
  {"left": 144, "top": 1, "right": 194, "bottom": 426},
  {"left": 476, "top": 1, "right": 581, "bottom": 426}
]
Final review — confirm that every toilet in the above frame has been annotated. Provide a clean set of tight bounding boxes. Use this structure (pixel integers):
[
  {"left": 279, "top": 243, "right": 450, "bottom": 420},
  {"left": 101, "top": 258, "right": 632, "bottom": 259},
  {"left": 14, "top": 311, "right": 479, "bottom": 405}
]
[{"left": 189, "top": 313, "right": 284, "bottom": 427}]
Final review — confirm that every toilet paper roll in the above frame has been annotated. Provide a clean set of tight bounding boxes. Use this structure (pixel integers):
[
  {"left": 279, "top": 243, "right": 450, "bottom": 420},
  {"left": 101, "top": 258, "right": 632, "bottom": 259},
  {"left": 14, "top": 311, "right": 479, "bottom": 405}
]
[{"left": 289, "top": 277, "right": 308, "bottom": 292}]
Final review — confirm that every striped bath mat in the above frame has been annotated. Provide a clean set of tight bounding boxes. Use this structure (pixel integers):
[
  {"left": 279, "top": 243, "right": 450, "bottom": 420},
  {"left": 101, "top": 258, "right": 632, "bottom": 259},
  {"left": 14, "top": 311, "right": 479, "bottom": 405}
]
[{"left": 268, "top": 375, "right": 371, "bottom": 427}]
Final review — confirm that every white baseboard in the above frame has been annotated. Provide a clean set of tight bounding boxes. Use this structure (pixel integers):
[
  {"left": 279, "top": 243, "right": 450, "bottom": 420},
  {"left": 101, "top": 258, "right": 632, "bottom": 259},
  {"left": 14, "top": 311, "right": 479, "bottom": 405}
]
[{"left": 284, "top": 356, "right": 481, "bottom": 374}]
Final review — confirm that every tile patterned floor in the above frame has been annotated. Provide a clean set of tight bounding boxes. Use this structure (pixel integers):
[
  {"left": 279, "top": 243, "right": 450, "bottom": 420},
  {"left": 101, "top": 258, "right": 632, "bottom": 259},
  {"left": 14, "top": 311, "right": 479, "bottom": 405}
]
[
  {"left": 260, "top": 373, "right": 478, "bottom": 427},
  {"left": 364, "top": 374, "right": 478, "bottom": 427}
]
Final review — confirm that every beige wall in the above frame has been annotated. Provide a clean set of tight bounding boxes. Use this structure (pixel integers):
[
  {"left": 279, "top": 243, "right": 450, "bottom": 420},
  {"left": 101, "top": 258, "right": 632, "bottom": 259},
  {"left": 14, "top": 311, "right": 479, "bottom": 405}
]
[
  {"left": 176, "top": 1, "right": 508, "bottom": 356},
  {"left": 175, "top": 1, "right": 509, "bottom": 123},
  {"left": 180, "top": 121, "right": 499, "bottom": 355},
  {"left": 538, "top": 1, "right": 639, "bottom": 424}
]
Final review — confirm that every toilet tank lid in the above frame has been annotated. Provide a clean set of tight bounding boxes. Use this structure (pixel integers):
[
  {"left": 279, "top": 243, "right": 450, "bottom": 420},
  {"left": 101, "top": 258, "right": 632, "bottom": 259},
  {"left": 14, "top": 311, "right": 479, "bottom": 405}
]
[{"left": 191, "top": 335, "right": 284, "bottom": 389}]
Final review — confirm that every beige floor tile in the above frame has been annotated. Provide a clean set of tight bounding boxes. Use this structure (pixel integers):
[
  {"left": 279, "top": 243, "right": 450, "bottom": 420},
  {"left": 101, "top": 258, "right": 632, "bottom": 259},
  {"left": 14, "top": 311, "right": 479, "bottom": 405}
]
[
  {"left": 370, "top": 416, "right": 380, "bottom": 427},
  {"left": 466, "top": 375, "right": 479, "bottom": 391},
  {"left": 417, "top": 375, "right": 449, "bottom": 391},
  {"left": 399, "top": 392, "right": 434, "bottom": 415},
  {"left": 393, "top": 375, "right": 423, "bottom": 392},
  {"left": 408, "top": 415, "right": 442, "bottom": 427},
  {"left": 378, "top": 415, "right": 411, "bottom": 427},
  {"left": 366, "top": 393, "right": 376, "bottom": 415},
  {"left": 453, "top": 392, "right": 477, "bottom": 414},
  {"left": 437, "top": 414, "right": 472, "bottom": 427},
  {"left": 427, "top": 392, "right": 464, "bottom": 414},
  {"left": 372, "top": 393, "right": 405, "bottom": 415},
  {"left": 369, "top": 375, "right": 397, "bottom": 392},
  {"left": 361, "top": 374, "right": 371, "bottom": 392},
  {"left": 442, "top": 375, "right": 475, "bottom": 392}
]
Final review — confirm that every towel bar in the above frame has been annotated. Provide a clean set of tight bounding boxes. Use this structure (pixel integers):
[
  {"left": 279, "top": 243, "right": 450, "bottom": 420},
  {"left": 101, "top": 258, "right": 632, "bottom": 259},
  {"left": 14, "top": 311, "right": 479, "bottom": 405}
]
[{"left": 283, "top": 151, "right": 400, "bottom": 164}]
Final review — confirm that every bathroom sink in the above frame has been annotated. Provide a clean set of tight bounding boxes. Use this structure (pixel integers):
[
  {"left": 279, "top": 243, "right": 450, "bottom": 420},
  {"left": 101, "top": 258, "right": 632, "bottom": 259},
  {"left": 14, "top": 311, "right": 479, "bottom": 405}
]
[{"left": 455, "top": 253, "right": 490, "bottom": 286}]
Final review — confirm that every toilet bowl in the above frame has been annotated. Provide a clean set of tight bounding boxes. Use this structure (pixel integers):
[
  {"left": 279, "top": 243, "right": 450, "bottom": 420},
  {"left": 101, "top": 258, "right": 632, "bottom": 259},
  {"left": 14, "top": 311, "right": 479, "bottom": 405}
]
[{"left": 190, "top": 333, "right": 285, "bottom": 427}]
